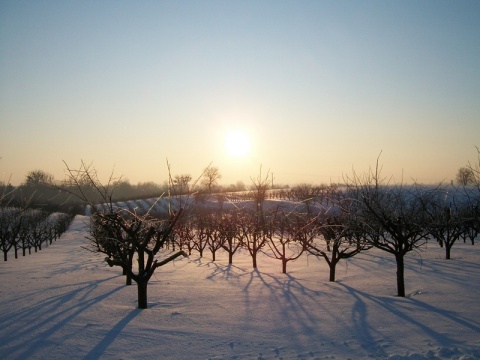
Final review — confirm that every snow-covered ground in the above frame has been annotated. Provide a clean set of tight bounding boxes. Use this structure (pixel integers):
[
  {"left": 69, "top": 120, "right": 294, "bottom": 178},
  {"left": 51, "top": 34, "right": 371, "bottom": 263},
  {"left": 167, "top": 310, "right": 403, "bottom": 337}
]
[{"left": 1, "top": 215, "right": 479, "bottom": 359}]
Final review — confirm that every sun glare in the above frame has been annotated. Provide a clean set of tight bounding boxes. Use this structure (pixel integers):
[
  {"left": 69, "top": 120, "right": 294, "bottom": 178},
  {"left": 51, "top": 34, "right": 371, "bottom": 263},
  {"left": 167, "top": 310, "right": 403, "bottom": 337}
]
[{"left": 225, "top": 131, "right": 251, "bottom": 158}]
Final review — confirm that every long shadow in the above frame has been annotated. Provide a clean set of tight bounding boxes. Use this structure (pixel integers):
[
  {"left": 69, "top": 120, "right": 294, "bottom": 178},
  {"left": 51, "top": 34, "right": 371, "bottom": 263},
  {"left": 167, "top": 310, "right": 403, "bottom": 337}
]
[
  {"left": 189, "top": 256, "right": 252, "bottom": 283},
  {"left": 338, "top": 282, "right": 376, "bottom": 350},
  {"left": 337, "top": 283, "right": 480, "bottom": 350},
  {"left": 411, "top": 257, "right": 480, "bottom": 275},
  {"left": 0, "top": 275, "right": 124, "bottom": 359},
  {"left": 84, "top": 309, "right": 140, "bottom": 359},
  {"left": 240, "top": 268, "right": 343, "bottom": 355}
]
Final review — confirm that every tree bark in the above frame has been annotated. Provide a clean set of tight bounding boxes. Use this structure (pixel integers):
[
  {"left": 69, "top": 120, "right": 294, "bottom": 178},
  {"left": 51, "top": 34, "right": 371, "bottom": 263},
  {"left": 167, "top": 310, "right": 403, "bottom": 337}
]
[
  {"left": 137, "top": 280, "right": 148, "bottom": 309},
  {"left": 329, "top": 262, "right": 337, "bottom": 282},
  {"left": 125, "top": 272, "right": 132, "bottom": 286},
  {"left": 252, "top": 253, "right": 257, "bottom": 268},
  {"left": 446, "top": 243, "right": 452, "bottom": 260},
  {"left": 395, "top": 254, "right": 405, "bottom": 297}
]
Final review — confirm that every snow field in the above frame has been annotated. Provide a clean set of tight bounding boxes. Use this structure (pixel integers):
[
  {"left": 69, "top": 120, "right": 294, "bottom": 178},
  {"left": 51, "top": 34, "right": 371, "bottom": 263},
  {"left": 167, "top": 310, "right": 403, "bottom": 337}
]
[{"left": 0, "top": 215, "right": 479, "bottom": 359}]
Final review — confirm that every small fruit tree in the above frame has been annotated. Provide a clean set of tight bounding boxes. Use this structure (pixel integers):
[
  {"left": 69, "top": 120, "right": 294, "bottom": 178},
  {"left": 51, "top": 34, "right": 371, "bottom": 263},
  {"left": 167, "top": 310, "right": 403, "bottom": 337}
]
[{"left": 63, "top": 160, "right": 186, "bottom": 309}]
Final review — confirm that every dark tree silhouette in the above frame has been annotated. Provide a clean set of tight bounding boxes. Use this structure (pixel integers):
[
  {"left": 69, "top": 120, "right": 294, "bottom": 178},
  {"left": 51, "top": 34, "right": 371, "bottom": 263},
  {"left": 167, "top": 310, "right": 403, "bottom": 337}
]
[
  {"left": 249, "top": 166, "right": 272, "bottom": 216},
  {"left": 456, "top": 167, "right": 475, "bottom": 186},
  {"left": 238, "top": 209, "right": 271, "bottom": 269},
  {"left": 0, "top": 208, "right": 23, "bottom": 261},
  {"left": 419, "top": 186, "right": 468, "bottom": 259},
  {"left": 266, "top": 211, "right": 308, "bottom": 274},
  {"left": 201, "top": 166, "right": 221, "bottom": 193},
  {"left": 305, "top": 215, "right": 371, "bottom": 282},
  {"left": 344, "top": 159, "right": 430, "bottom": 297},
  {"left": 467, "top": 145, "right": 480, "bottom": 187},
  {"left": 63, "top": 160, "right": 186, "bottom": 309},
  {"left": 173, "top": 174, "right": 192, "bottom": 194},
  {"left": 219, "top": 210, "right": 243, "bottom": 264},
  {"left": 90, "top": 209, "right": 185, "bottom": 309},
  {"left": 24, "top": 170, "right": 55, "bottom": 186},
  {"left": 173, "top": 217, "right": 196, "bottom": 255}
]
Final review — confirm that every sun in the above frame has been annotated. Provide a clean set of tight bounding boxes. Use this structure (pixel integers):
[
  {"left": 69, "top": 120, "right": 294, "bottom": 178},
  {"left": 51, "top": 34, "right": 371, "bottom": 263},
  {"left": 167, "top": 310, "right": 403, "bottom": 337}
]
[{"left": 224, "top": 130, "right": 251, "bottom": 158}]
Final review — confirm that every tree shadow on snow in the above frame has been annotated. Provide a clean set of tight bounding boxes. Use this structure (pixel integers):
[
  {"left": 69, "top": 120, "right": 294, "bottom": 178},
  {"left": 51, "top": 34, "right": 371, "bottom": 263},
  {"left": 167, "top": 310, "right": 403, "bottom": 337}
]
[
  {"left": 337, "top": 283, "right": 480, "bottom": 352},
  {"left": 240, "top": 269, "right": 343, "bottom": 353},
  {"left": 0, "top": 275, "right": 125, "bottom": 359},
  {"left": 84, "top": 309, "right": 140, "bottom": 359}
]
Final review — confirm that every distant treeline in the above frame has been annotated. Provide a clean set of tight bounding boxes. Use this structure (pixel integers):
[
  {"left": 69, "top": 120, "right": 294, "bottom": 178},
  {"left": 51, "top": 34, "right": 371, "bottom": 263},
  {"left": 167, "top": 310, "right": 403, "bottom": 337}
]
[{"left": 1, "top": 168, "right": 318, "bottom": 214}]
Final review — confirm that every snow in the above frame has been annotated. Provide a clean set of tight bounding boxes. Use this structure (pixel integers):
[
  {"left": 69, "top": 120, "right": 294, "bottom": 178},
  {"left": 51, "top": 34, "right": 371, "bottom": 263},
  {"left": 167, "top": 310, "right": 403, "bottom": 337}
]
[{"left": 1, "top": 215, "right": 480, "bottom": 359}]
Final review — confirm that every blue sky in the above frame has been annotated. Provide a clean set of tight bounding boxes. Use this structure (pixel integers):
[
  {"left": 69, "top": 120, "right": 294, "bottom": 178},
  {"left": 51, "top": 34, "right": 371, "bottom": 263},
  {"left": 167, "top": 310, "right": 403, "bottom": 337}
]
[{"left": 1, "top": 1, "right": 479, "bottom": 186}]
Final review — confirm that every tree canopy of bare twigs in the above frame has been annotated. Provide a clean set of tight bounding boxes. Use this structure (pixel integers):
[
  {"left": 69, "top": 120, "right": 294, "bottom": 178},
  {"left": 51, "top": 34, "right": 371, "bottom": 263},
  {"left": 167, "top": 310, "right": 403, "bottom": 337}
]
[
  {"left": 467, "top": 145, "right": 480, "bottom": 188},
  {"left": 63, "top": 160, "right": 186, "bottom": 309},
  {"left": 343, "top": 158, "right": 430, "bottom": 297},
  {"left": 456, "top": 167, "right": 475, "bottom": 186},
  {"left": 201, "top": 166, "right": 222, "bottom": 193}
]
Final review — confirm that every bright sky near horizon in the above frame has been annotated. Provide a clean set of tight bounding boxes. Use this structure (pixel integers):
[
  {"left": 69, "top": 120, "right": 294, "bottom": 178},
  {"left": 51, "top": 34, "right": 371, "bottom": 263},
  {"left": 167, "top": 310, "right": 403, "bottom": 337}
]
[{"left": 1, "top": 1, "right": 479, "bottom": 187}]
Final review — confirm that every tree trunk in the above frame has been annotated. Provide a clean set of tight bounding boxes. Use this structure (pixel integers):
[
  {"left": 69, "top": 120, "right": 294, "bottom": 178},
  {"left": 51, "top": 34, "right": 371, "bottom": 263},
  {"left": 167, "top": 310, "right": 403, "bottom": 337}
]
[
  {"left": 329, "top": 248, "right": 338, "bottom": 282},
  {"left": 125, "top": 272, "right": 132, "bottom": 286},
  {"left": 395, "top": 254, "right": 405, "bottom": 297},
  {"left": 137, "top": 280, "right": 148, "bottom": 309},
  {"left": 228, "top": 252, "right": 233, "bottom": 264},
  {"left": 445, "top": 243, "right": 452, "bottom": 260},
  {"left": 329, "top": 262, "right": 336, "bottom": 282},
  {"left": 125, "top": 252, "right": 133, "bottom": 285},
  {"left": 251, "top": 240, "right": 258, "bottom": 268},
  {"left": 282, "top": 258, "right": 287, "bottom": 274}
]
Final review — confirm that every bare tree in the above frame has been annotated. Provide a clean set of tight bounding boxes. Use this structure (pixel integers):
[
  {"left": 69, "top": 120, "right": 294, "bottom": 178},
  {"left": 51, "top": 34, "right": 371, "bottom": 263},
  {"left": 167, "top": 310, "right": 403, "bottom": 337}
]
[
  {"left": 192, "top": 212, "right": 210, "bottom": 258},
  {"left": 266, "top": 211, "right": 308, "bottom": 274},
  {"left": 200, "top": 210, "right": 225, "bottom": 261},
  {"left": 420, "top": 186, "right": 468, "bottom": 259},
  {"left": 344, "top": 159, "right": 430, "bottom": 297},
  {"left": 0, "top": 208, "right": 24, "bottom": 261},
  {"left": 467, "top": 146, "right": 480, "bottom": 187},
  {"left": 22, "top": 210, "right": 50, "bottom": 254},
  {"left": 91, "top": 210, "right": 185, "bottom": 309},
  {"left": 459, "top": 190, "right": 480, "bottom": 245},
  {"left": 173, "top": 174, "right": 192, "bottom": 194},
  {"left": 219, "top": 210, "right": 243, "bottom": 264},
  {"left": 24, "top": 170, "right": 55, "bottom": 186},
  {"left": 173, "top": 217, "right": 196, "bottom": 255},
  {"left": 250, "top": 166, "right": 272, "bottom": 216},
  {"left": 201, "top": 166, "right": 221, "bottom": 193},
  {"left": 63, "top": 161, "right": 186, "bottom": 309},
  {"left": 305, "top": 214, "right": 371, "bottom": 282},
  {"left": 456, "top": 167, "right": 475, "bottom": 186},
  {"left": 237, "top": 209, "right": 271, "bottom": 269}
]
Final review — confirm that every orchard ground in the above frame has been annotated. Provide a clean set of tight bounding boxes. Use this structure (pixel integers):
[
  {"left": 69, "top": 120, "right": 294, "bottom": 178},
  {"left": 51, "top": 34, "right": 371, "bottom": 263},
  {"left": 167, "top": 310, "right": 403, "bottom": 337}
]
[{"left": 1, "top": 214, "right": 480, "bottom": 359}]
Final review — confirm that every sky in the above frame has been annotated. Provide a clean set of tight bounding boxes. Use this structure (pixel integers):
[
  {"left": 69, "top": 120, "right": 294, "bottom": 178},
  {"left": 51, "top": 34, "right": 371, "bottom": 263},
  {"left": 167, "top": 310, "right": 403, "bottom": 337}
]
[{"left": 1, "top": 1, "right": 480, "bottom": 187}]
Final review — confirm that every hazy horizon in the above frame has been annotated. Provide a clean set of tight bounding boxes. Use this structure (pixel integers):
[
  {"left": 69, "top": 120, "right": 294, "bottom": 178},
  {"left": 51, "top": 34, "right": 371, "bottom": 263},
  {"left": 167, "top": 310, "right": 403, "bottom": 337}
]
[{"left": 1, "top": 1, "right": 479, "bottom": 187}]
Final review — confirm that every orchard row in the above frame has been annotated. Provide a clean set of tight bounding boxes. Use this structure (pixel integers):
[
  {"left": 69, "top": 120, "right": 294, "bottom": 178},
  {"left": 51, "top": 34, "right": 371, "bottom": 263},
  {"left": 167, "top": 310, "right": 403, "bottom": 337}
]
[{"left": 0, "top": 209, "right": 75, "bottom": 261}]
